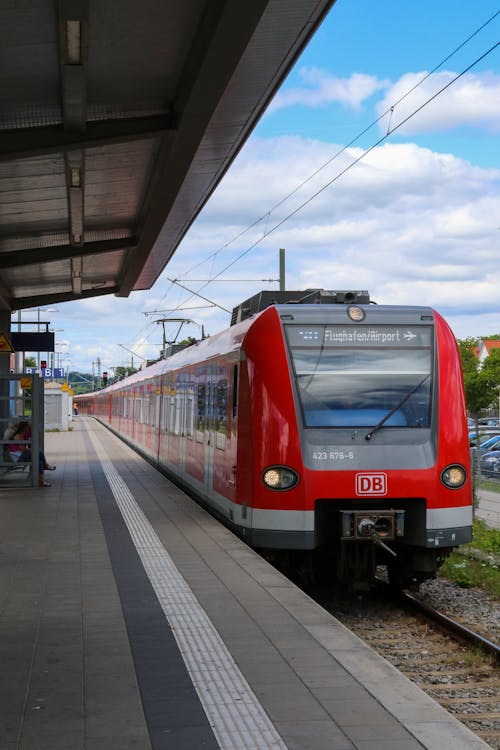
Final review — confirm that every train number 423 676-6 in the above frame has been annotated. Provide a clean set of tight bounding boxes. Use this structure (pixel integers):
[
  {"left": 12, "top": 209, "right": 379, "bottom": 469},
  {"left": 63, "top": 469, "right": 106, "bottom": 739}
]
[{"left": 312, "top": 451, "right": 355, "bottom": 461}]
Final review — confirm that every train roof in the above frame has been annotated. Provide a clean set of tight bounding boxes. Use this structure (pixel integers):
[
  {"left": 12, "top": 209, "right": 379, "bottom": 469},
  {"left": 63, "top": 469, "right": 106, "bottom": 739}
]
[
  {"left": 230, "top": 289, "right": 370, "bottom": 325},
  {"left": 102, "top": 312, "right": 257, "bottom": 391},
  {"left": 84, "top": 296, "right": 439, "bottom": 395}
]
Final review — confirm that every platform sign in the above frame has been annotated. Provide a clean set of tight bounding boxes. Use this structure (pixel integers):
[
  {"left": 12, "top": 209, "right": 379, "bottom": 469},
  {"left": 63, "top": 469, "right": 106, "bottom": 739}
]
[
  {"left": 25, "top": 367, "right": 65, "bottom": 379},
  {"left": 11, "top": 331, "right": 54, "bottom": 352}
]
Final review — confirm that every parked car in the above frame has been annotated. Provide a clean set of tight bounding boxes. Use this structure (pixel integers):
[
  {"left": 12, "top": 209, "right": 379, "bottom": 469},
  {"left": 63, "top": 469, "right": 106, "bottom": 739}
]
[
  {"left": 480, "top": 451, "right": 500, "bottom": 478},
  {"left": 469, "top": 430, "right": 500, "bottom": 447},
  {"left": 479, "top": 435, "right": 500, "bottom": 453}
]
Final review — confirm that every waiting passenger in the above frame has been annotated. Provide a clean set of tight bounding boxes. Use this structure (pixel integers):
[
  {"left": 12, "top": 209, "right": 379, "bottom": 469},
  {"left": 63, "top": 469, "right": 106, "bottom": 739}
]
[{"left": 6, "top": 421, "right": 56, "bottom": 487}]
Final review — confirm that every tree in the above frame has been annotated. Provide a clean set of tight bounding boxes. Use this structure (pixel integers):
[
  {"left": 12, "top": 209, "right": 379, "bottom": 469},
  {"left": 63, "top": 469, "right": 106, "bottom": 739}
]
[
  {"left": 24, "top": 355, "right": 36, "bottom": 367},
  {"left": 457, "top": 337, "right": 499, "bottom": 433},
  {"left": 481, "top": 347, "right": 500, "bottom": 386},
  {"left": 113, "top": 366, "right": 138, "bottom": 381}
]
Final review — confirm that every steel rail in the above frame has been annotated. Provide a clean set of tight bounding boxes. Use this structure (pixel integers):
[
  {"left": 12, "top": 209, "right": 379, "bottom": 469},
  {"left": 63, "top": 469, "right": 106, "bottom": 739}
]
[{"left": 400, "top": 590, "right": 500, "bottom": 664}]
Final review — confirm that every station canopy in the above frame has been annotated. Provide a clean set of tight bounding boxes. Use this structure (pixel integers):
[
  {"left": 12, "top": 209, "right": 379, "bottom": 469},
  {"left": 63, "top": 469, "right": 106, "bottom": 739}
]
[{"left": 0, "top": 0, "right": 334, "bottom": 314}]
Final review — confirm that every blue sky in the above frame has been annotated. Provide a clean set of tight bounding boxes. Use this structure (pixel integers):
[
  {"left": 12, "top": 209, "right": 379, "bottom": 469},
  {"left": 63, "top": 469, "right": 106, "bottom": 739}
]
[{"left": 23, "top": 1, "right": 500, "bottom": 375}]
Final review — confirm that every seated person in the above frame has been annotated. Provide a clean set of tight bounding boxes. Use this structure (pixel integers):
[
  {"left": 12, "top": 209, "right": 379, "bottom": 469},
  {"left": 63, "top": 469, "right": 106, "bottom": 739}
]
[{"left": 6, "top": 420, "right": 55, "bottom": 487}]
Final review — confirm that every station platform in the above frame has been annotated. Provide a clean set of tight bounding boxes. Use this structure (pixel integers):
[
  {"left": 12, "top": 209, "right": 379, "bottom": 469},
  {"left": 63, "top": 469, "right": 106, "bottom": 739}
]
[{"left": 0, "top": 416, "right": 489, "bottom": 750}]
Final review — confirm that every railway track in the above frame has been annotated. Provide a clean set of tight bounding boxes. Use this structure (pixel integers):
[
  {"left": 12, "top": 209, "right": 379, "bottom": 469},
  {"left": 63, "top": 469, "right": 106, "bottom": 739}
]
[
  {"left": 311, "top": 583, "right": 500, "bottom": 748},
  {"left": 401, "top": 589, "right": 500, "bottom": 663}
]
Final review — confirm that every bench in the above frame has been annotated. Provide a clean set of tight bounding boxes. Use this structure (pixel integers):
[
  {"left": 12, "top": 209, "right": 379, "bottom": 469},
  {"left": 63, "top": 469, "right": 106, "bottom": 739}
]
[{"left": 0, "top": 443, "right": 30, "bottom": 476}]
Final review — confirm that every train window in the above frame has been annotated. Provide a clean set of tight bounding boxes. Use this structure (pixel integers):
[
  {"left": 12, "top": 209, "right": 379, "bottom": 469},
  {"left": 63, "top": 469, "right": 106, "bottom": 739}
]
[
  {"left": 186, "top": 389, "right": 194, "bottom": 439},
  {"left": 215, "top": 380, "right": 228, "bottom": 449},
  {"left": 285, "top": 325, "right": 433, "bottom": 429},
  {"left": 168, "top": 395, "right": 175, "bottom": 433},
  {"left": 154, "top": 393, "right": 161, "bottom": 428},
  {"left": 216, "top": 381, "right": 228, "bottom": 432},
  {"left": 125, "top": 396, "right": 132, "bottom": 419},
  {"left": 174, "top": 395, "right": 183, "bottom": 435},
  {"left": 160, "top": 392, "right": 167, "bottom": 431},
  {"left": 197, "top": 384, "right": 206, "bottom": 442},
  {"left": 136, "top": 398, "right": 142, "bottom": 424}
]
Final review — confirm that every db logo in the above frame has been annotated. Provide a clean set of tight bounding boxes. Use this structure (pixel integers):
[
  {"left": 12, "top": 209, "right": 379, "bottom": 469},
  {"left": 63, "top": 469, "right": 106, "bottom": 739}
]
[{"left": 356, "top": 473, "right": 387, "bottom": 496}]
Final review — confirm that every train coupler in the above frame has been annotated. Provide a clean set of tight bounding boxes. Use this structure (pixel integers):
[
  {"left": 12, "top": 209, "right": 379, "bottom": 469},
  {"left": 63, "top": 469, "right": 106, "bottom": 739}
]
[{"left": 340, "top": 510, "right": 405, "bottom": 546}]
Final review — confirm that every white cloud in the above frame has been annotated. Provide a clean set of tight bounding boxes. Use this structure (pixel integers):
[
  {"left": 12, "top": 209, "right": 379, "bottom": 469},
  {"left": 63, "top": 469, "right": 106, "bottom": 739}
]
[
  {"left": 269, "top": 67, "right": 387, "bottom": 111},
  {"left": 376, "top": 71, "right": 500, "bottom": 135},
  {"left": 44, "top": 133, "right": 499, "bottom": 372},
  {"left": 267, "top": 67, "right": 500, "bottom": 138},
  {"left": 180, "top": 136, "right": 500, "bottom": 332}
]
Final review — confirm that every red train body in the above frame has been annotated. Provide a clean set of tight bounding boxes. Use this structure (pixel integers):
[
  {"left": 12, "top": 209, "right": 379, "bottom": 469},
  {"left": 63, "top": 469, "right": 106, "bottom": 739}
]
[{"left": 76, "top": 291, "right": 472, "bottom": 588}]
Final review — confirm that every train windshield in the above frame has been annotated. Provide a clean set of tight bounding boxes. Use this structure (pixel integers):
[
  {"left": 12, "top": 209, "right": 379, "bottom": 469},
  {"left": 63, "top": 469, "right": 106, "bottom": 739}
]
[{"left": 285, "top": 324, "right": 433, "bottom": 429}]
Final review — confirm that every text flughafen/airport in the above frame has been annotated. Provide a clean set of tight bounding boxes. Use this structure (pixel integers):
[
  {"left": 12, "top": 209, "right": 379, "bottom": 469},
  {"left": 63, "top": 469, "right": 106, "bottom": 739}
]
[
  {"left": 325, "top": 328, "right": 404, "bottom": 344},
  {"left": 289, "top": 325, "right": 432, "bottom": 348}
]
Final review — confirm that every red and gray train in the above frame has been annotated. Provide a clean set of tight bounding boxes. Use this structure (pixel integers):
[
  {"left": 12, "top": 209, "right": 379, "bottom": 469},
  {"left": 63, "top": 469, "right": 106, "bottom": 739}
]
[{"left": 75, "top": 289, "right": 472, "bottom": 589}]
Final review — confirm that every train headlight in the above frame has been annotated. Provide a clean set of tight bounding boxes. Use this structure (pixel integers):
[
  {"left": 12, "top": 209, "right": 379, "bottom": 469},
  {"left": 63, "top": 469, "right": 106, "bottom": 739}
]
[
  {"left": 347, "top": 305, "right": 366, "bottom": 322},
  {"left": 440, "top": 464, "right": 467, "bottom": 489},
  {"left": 262, "top": 466, "right": 299, "bottom": 490}
]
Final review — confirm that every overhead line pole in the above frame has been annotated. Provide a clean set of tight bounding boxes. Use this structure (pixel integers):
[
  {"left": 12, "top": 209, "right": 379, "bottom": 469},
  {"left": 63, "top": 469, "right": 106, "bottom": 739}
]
[{"left": 279, "top": 248, "right": 285, "bottom": 291}]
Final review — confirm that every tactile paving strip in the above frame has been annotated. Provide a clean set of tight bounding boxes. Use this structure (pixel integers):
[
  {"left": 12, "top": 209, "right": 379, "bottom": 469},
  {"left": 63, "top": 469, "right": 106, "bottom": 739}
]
[{"left": 89, "top": 429, "right": 288, "bottom": 750}]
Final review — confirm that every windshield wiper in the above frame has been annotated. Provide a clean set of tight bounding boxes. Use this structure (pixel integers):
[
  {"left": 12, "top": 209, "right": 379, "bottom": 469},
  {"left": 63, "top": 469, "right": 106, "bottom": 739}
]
[{"left": 364, "top": 373, "right": 430, "bottom": 441}]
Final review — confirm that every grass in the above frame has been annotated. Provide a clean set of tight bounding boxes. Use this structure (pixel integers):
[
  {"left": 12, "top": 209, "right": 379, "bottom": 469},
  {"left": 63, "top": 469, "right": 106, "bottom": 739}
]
[
  {"left": 456, "top": 647, "right": 495, "bottom": 670},
  {"left": 440, "top": 555, "right": 499, "bottom": 597},
  {"left": 439, "top": 519, "right": 500, "bottom": 598},
  {"left": 478, "top": 477, "right": 500, "bottom": 494},
  {"left": 470, "top": 518, "right": 500, "bottom": 556}
]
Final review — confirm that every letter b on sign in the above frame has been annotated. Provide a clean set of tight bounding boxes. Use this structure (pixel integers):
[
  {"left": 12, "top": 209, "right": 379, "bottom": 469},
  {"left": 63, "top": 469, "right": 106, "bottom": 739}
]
[{"left": 356, "top": 473, "right": 387, "bottom": 496}]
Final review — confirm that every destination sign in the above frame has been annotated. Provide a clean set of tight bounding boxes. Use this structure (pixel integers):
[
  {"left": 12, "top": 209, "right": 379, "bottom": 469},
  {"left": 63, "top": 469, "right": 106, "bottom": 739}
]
[{"left": 286, "top": 325, "right": 432, "bottom": 348}]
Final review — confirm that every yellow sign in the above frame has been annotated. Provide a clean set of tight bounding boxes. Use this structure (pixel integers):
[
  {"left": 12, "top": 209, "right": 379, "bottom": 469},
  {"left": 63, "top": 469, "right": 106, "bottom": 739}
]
[
  {"left": 20, "top": 377, "right": 32, "bottom": 390},
  {"left": 0, "top": 332, "right": 14, "bottom": 353},
  {"left": 61, "top": 382, "right": 69, "bottom": 391}
]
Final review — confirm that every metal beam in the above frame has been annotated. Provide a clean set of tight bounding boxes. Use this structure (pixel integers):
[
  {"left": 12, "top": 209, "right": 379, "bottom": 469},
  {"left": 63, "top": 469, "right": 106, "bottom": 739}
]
[
  {"left": 11, "top": 285, "right": 119, "bottom": 311},
  {"left": 0, "top": 114, "right": 175, "bottom": 162},
  {"left": 116, "top": 0, "right": 270, "bottom": 296},
  {"left": 0, "top": 236, "right": 137, "bottom": 269},
  {"left": 0, "top": 276, "right": 12, "bottom": 311}
]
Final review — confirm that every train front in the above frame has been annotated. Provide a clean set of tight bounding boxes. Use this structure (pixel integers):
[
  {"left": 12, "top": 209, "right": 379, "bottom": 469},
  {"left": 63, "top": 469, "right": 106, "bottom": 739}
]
[{"left": 246, "top": 296, "right": 473, "bottom": 589}]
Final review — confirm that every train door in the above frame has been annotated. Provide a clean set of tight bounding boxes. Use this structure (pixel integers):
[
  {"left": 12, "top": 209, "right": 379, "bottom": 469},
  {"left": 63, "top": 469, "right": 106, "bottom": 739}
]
[
  {"left": 135, "top": 392, "right": 144, "bottom": 448},
  {"left": 168, "top": 378, "right": 184, "bottom": 469},
  {"left": 177, "top": 379, "right": 195, "bottom": 476},
  {"left": 153, "top": 380, "right": 162, "bottom": 463},
  {"left": 205, "top": 364, "right": 238, "bottom": 519},
  {"left": 165, "top": 378, "right": 181, "bottom": 469},
  {"left": 184, "top": 377, "right": 205, "bottom": 483},
  {"left": 204, "top": 368, "right": 216, "bottom": 501},
  {"left": 158, "top": 376, "right": 170, "bottom": 469}
]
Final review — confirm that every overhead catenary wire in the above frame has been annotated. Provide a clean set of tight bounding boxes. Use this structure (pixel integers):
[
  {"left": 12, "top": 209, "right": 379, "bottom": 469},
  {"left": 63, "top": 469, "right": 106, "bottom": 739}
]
[
  {"left": 123, "top": 14, "right": 500, "bottom": 345},
  {"left": 166, "top": 40, "right": 500, "bottom": 312},
  {"left": 171, "top": 9, "right": 500, "bottom": 284}
]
